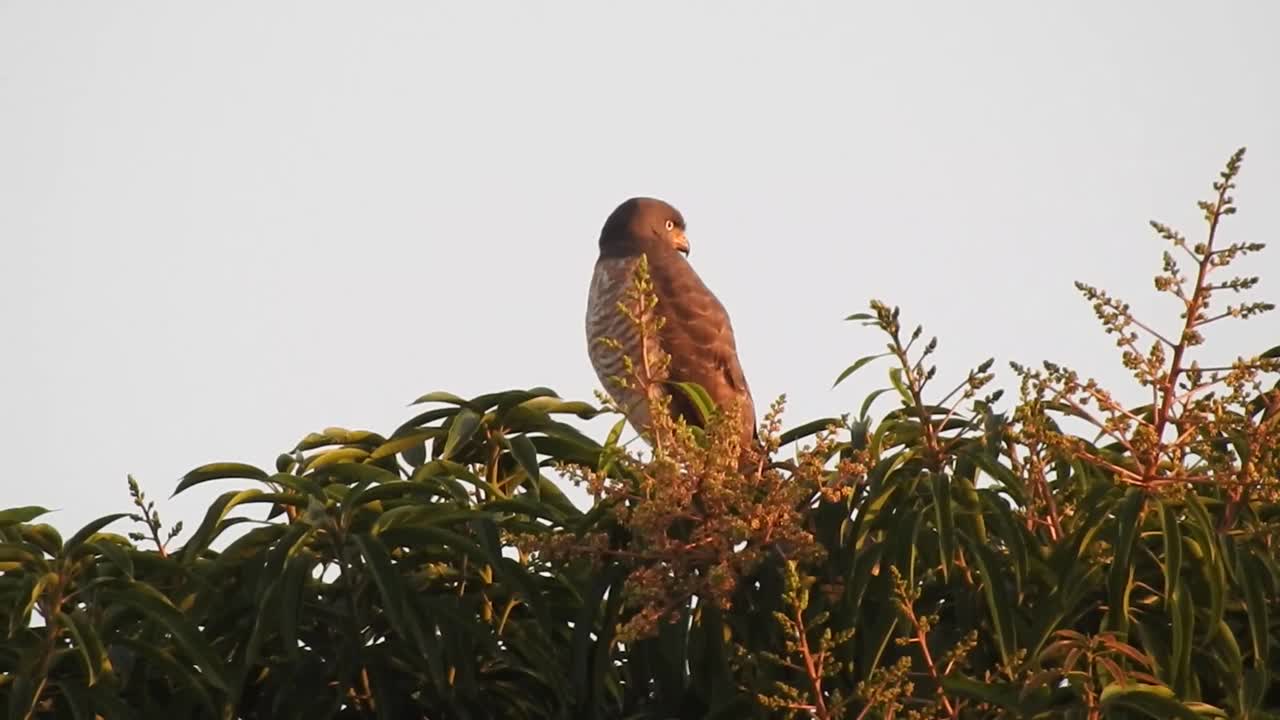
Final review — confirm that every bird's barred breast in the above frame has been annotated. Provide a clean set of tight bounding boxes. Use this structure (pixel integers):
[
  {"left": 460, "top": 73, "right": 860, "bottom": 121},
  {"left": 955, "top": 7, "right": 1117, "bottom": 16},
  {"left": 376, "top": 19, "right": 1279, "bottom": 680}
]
[
  {"left": 586, "top": 257, "right": 660, "bottom": 428},
  {"left": 586, "top": 257, "right": 640, "bottom": 384}
]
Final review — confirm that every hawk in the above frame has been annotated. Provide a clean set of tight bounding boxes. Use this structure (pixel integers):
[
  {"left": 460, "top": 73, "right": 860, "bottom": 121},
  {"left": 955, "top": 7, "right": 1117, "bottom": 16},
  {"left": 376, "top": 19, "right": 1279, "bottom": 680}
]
[{"left": 586, "top": 197, "right": 756, "bottom": 447}]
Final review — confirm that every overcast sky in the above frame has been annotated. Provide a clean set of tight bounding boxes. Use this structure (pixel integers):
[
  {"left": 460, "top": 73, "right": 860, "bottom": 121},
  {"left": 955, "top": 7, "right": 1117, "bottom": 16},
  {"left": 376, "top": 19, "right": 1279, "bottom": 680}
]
[{"left": 2, "top": 2, "right": 1278, "bottom": 537}]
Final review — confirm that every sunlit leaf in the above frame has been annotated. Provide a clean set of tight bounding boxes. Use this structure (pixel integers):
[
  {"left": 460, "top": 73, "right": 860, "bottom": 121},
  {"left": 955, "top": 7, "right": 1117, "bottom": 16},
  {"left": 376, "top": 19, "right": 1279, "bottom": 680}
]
[
  {"left": 1100, "top": 682, "right": 1217, "bottom": 719},
  {"left": 0, "top": 506, "right": 51, "bottom": 527},
  {"left": 174, "top": 462, "right": 270, "bottom": 496}
]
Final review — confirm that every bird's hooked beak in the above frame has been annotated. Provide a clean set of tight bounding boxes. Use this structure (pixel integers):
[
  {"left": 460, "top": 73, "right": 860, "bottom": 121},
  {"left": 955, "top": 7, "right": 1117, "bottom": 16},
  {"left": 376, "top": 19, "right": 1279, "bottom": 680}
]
[{"left": 672, "top": 229, "right": 690, "bottom": 256}]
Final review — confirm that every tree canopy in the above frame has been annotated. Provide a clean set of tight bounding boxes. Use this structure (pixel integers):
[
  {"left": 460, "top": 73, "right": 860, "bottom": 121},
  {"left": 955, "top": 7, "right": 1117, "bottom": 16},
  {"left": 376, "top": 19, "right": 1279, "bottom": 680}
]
[{"left": 1, "top": 149, "right": 1277, "bottom": 719}]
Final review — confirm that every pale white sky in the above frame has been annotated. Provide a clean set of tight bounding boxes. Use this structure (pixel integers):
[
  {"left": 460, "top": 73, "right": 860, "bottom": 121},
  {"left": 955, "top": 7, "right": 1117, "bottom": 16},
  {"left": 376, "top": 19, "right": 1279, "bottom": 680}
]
[{"left": 2, "top": 3, "right": 1278, "bottom": 536}]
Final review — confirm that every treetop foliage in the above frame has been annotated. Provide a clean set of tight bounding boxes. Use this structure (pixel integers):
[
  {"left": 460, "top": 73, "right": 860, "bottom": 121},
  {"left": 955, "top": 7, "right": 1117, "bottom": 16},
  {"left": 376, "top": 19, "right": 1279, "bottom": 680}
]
[{"left": 1, "top": 149, "right": 1277, "bottom": 719}]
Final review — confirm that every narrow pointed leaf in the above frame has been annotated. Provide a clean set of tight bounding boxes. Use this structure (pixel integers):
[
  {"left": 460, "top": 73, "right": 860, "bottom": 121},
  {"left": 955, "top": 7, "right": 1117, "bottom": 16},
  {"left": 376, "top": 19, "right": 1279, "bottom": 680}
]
[
  {"left": 1108, "top": 488, "right": 1145, "bottom": 637},
  {"left": 106, "top": 583, "right": 231, "bottom": 691},
  {"left": 56, "top": 609, "right": 111, "bottom": 686},
  {"left": 1159, "top": 499, "right": 1183, "bottom": 601},
  {"left": 1240, "top": 553, "right": 1270, "bottom": 668},
  {"left": 778, "top": 417, "right": 841, "bottom": 446},
  {"left": 931, "top": 472, "right": 955, "bottom": 581},
  {"left": 1099, "top": 683, "right": 1212, "bottom": 719},
  {"left": 441, "top": 408, "right": 483, "bottom": 460},
  {"left": 965, "top": 533, "right": 1016, "bottom": 666},
  {"left": 0, "top": 506, "right": 51, "bottom": 527},
  {"left": 174, "top": 462, "right": 269, "bottom": 495},
  {"left": 833, "top": 354, "right": 885, "bottom": 388},
  {"left": 64, "top": 513, "right": 132, "bottom": 551},
  {"left": 411, "top": 390, "right": 469, "bottom": 406}
]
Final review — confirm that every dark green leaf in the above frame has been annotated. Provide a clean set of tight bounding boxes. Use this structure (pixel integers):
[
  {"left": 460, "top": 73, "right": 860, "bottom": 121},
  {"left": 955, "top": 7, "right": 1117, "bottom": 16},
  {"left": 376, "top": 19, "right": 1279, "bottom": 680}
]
[
  {"left": 410, "top": 390, "right": 469, "bottom": 406},
  {"left": 1159, "top": 499, "right": 1183, "bottom": 602},
  {"left": 504, "top": 433, "right": 543, "bottom": 495},
  {"left": 179, "top": 488, "right": 267, "bottom": 562},
  {"left": 173, "top": 462, "right": 269, "bottom": 496},
  {"left": 64, "top": 513, "right": 132, "bottom": 551},
  {"left": 56, "top": 609, "right": 111, "bottom": 686},
  {"left": 0, "top": 506, "right": 51, "bottom": 527},
  {"left": 859, "top": 387, "right": 893, "bottom": 420},
  {"left": 833, "top": 353, "right": 886, "bottom": 388},
  {"left": 778, "top": 417, "right": 841, "bottom": 446},
  {"left": 1240, "top": 553, "right": 1270, "bottom": 668},
  {"left": 931, "top": 472, "right": 955, "bottom": 581},
  {"left": 106, "top": 583, "right": 231, "bottom": 691},
  {"left": 1107, "top": 488, "right": 1145, "bottom": 638},
  {"left": 965, "top": 533, "right": 1016, "bottom": 666},
  {"left": 441, "top": 408, "right": 483, "bottom": 460}
]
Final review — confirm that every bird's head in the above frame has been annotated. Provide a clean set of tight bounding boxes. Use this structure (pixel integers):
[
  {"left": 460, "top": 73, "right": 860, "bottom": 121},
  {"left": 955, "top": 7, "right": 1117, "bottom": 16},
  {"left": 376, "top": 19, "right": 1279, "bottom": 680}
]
[{"left": 599, "top": 197, "right": 689, "bottom": 258}]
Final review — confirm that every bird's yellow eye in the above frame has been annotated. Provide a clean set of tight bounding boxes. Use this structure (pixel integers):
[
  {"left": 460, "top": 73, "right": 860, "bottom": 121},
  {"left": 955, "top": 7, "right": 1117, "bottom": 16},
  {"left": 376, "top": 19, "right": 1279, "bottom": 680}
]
[{"left": 665, "top": 220, "right": 675, "bottom": 231}]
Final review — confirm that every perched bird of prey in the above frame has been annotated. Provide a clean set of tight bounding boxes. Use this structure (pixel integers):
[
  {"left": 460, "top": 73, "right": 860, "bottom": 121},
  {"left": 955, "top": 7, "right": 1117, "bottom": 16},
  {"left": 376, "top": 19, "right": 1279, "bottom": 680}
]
[{"left": 586, "top": 197, "right": 756, "bottom": 447}]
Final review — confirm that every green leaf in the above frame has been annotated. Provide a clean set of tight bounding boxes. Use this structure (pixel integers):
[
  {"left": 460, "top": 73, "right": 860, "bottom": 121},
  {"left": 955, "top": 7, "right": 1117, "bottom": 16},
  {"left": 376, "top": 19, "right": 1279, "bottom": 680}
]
[
  {"left": 441, "top": 408, "right": 483, "bottom": 460},
  {"left": 369, "top": 430, "right": 440, "bottom": 461},
  {"left": 833, "top": 353, "right": 886, "bottom": 387},
  {"left": 56, "top": 609, "right": 111, "bottom": 686},
  {"left": 980, "top": 491, "right": 1027, "bottom": 594},
  {"left": 669, "top": 381, "right": 717, "bottom": 425},
  {"left": 377, "top": 525, "right": 489, "bottom": 565},
  {"left": 1107, "top": 488, "right": 1146, "bottom": 638},
  {"left": 305, "top": 447, "right": 370, "bottom": 470},
  {"left": 931, "top": 472, "right": 955, "bottom": 582},
  {"left": 858, "top": 387, "right": 893, "bottom": 420},
  {"left": 1240, "top": 553, "right": 1270, "bottom": 668},
  {"left": 1169, "top": 581, "right": 1194, "bottom": 696},
  {"left": 55, "top": 680, "right": 93, "bottom": 720},
  {"left": 570, "top": 567, "right": 618, "bottom": 711},
  {"left": 106, "top": 583, "right": 231, "bottom": 691},
  {"left": 410, "top": 390, "right": 470, "bottom": 406},
  {"left": 603, "top": 417, "right": 626, "bottom": 448},
  {"left": 887, "top": 366, "right": 913, "bottom": 406},
  {"left": 1100, "top": 683, "right": 1217, "bottom": 719},
  {"left": 778, "top": 417, "right": 840, "bottom": 446},
  {"left": 509, "top": 396, "right": 601, "bottom": 419},
  {"left": 504, "top": 434, "right": 543, "bottom": 493},
  {"left": 964, "top": 533, "right": 1016, "bottom": 667},
  {"left": 0, "top": 541, "right": 49, "bottom": 572},
  {"left": 277, "top": 551, "right": 315, "bottom": 662},
  {"left": 8, "top": 669, "right": 38, "bottom": 720},
  {"left": 21, "top": 524, "right": 62, "bottom": 556},
  {"left": 1183, "top": 494, "right": 1225, "bottom": 637},
  {"left": 940, "top": 675, "right": 1022, "bottom": 710},
  {"left": 0, "top": 506, "right": 51, "bottom": 527},
  {"left": 318, "top": 462, "right": 401, "bottom": 488},
  {"left": 180, "top": 488, "right": 267, "bottom": 562},
  {"left": 64, "top": 513, "right": 132, "bottom": 551},
  {"left": 844, "top": 312, "right": 875, "bottom": 321},
  {"left": 84, "top": 538, "right": 135, "bottom": 578},
  {"left": 1159, "top": 498, "right": 1183, "bottom": 602},
  {"left": 354, "top": 534, "right": 410, "bottom": 631},
  {"left": 9, "top": 570, "right": 51, "bottom": 636},
  {"left": 113, "top": 637, "right": 218, "bottom": 716},
  {"left": 344, "top": 480, "right": 434, "bottom": 512},
  {"left": 173, "top": 462, "right": 269, "bottom": 496}
]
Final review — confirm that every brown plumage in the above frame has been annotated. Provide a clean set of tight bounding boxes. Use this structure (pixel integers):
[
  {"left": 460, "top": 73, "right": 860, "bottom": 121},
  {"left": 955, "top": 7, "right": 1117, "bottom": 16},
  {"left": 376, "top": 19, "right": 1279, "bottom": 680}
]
[{"left": 586, "top": 197, "right": 756, "bottom": 446}]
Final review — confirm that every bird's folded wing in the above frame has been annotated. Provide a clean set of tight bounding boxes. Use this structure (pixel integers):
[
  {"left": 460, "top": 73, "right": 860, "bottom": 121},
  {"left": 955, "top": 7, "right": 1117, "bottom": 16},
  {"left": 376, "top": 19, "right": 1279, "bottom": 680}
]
[{"left": 649, "top": 255, "right": 755, "bottom": 427}]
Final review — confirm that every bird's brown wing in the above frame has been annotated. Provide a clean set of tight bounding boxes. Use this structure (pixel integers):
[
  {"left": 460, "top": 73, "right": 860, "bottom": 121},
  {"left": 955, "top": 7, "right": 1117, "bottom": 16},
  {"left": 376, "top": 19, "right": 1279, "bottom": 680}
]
[{"left": 647, "top": 253, "right": 756, "bottom": 442}]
